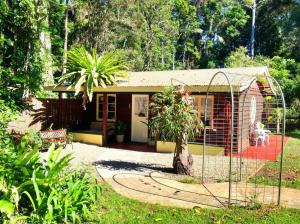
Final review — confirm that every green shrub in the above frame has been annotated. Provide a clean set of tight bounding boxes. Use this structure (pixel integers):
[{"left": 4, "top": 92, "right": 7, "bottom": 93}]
[
  {"left": 286, "top": 99, "right": 300, "bottom": 130},
  {"left": 37, "top": 171, "right": 100, "bottom": 223},
  {"left": 0, "top": 136, "right": 100, "bottom": 223},
  {"left": 0, "top": 103, "right": 101, "bottom": 223}
]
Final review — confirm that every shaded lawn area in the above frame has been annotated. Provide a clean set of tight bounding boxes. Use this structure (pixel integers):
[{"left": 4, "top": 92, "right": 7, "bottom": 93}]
[
  {"left": 90, "top": 183, "right": 300, "bottom": 224},
  {"left": 254, "top": 130, "right": 300, "bottom": 189}
]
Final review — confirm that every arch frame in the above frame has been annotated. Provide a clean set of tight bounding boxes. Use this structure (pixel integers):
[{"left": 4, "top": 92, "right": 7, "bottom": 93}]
[
  {"left": 171, "top": 70, "right": 286, "bottom": 207},
  {"left": 239, "top": 74, "right": 286, "bottom": 206},
  {"left": 203, "top": 71, "right": 235, "bottom": 206}
]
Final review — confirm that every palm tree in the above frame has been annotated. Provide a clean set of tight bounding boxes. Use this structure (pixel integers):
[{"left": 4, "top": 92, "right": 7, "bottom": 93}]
[
  {"left": 58, "top": 47, "right": 128, "bottom": 109},
  {"left": 149, "top": 85, "right": 202, "bottom": 175}
]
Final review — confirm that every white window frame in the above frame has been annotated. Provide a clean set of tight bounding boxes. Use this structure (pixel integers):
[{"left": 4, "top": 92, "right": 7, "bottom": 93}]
[
  {"left": 96, "top": 94, "right": 117, "bottom": 121},
  {"left": 192, "top": 95, "right": 214, "bottom": 128}
]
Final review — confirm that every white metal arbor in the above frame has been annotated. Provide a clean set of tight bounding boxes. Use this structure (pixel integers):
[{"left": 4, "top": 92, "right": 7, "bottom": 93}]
[{"left": 201, "top": 71, "right": 286, "bottom": 207}]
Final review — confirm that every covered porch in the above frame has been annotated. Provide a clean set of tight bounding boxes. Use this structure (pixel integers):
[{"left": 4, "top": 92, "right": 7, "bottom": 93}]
[
  {"left": 39, "top": 91, "right": 229, "bottom": 155},
  {"left": 40, "top": 91, "right": 153, "bottom": 146}
]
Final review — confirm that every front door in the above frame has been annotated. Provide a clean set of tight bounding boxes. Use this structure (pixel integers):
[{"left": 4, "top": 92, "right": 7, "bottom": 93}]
[{"left": 131, "top": 94, "right": 149, "bottom": 142}]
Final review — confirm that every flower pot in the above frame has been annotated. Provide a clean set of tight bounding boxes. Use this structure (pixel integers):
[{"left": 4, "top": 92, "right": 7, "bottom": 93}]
[
  {"left": 148, "top": 139, "right": 156, "bottom": 146},
  {"left": 116, "top": 134, "right": 125, "bottom": 143}
]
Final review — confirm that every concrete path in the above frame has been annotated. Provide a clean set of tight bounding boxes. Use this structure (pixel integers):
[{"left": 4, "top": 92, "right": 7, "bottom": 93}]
[
  {"left": 43, "top": 143, "right": 300, "bottom": 209},
  {"left": 92, "top": 145, "right": 300, "bottom": 209},
  {"left": 101, "top": 171, "right": 300, "bottom": 209}
]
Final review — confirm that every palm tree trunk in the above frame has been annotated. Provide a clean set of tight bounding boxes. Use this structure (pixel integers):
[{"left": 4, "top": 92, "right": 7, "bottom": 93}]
[
  {"left": 173, "top": 133, "right": 193, "bottom": 175},
  {"left": 38, "top": 0, "right": 53, "bottom": 85}
]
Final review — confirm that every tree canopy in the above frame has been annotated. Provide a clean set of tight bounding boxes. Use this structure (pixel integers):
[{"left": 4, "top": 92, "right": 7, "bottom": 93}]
[{"left": 0, "top": 0, "right": 299, "bottom": 107}]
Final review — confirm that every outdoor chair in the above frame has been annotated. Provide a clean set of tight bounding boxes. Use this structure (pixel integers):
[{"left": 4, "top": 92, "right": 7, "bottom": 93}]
[
  {"left": 252, "top": 129, "right": 265, "bottom": 147},
  {"left": 251, "top": 123, "right": 270, "bottom": 147}
]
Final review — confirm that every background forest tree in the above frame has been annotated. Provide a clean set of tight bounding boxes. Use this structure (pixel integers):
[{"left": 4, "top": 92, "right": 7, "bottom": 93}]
[{"left": 0, "top": 0, "right": 300, "bottom": 110}]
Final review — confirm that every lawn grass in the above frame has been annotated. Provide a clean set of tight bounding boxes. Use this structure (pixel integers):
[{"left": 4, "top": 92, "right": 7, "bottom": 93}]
[
  {"left": 89, "top": 182, "right": 300, "bottom": 224},
  {"left": 177, "top": 176, "right": 202, "bottom": 184},
  {"left": 253, "top": 130, "right": 300, "bottom": 189}
]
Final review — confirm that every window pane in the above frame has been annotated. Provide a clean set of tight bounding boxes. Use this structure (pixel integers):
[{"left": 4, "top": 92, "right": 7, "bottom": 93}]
[
  {"left": 108, "top": 104, "right": 115, "bottom": 111},
  {"left": 197, "top": 97, "right": 213, "bottom": 127},
  {"left": 97, "top": 94, "right": 103, "bottom": 120},
  {"left": 200, "top": 98, "right": 205, "bottom": 107},
  {"left": 107, "top": 112, "right": 115, "bottom": 120},
  {"left": 108, "top": 96, "right": 115, "bottom": 103},
  {"left": 191, "top": 96, "right": 200, "bottom": 110},
  {"left": 98, "top": 109, "right": 103, "bottom": 119},
  {"left": 190, "top": 97, "right": 196, "bottom": 106},
  {"left": 134, "top": 97, "right": 147, "bottom": 117}
]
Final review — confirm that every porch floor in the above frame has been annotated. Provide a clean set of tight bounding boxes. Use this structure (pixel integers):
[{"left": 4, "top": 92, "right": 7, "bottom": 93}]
[
  {"left": 234, "top": 135, "right": 289, "bottom": 161},
  {"left": 108, "top": 142, "right": 156, "bottom": 153}
]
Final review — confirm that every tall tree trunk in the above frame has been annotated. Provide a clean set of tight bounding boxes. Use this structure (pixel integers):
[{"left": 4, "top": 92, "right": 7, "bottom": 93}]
[
  {"left": 62, "top": 0, "right": 69, "bottom": 74},
  {"left": 22, "top": 42, "right": 31, "bottom": 99},
  {"left": 38, "top": 0, "right": 54, "bottom": 85},
  {"left": 161, "top": 41, "right": 164, "bottom": 65},
  {"left": 182, "top": 43, "right": 186, "bottom": 67},
  {"left": 173, "top": 133, "right": 193, "bottom": 175},
  {"left": 172, "top": 49, "right": 175, "bottom": 70}
]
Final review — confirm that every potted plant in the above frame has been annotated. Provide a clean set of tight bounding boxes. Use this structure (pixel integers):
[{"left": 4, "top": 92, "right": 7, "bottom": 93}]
[
  {"left": 115, "top": 121, "right": 127, "bottom": 143},
  {"left": 141, "top": 121, "right": 156, "bottom": 146},
  {"left": 148, "top": 130, "right": 156, "bottom": 146}
]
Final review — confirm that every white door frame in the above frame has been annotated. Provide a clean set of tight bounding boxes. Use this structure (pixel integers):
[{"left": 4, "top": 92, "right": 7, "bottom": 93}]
[{"left": 131, "top": 94, "right": 149, "bottom": 142}]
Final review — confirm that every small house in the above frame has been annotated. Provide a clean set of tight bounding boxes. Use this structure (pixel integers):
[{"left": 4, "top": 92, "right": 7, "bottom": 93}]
[{"left": 43, "top": 66, "right": 276, "bottom": 155}]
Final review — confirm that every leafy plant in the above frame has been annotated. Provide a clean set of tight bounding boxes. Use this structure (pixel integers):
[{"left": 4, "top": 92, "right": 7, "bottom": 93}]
[
  {"left": 67, "top": 132, "right": 74, "bottom": 144},
  {"left": 24, "top": 168, "right": 100, "bottom": 223},
  {"left": 115, "top": 121, "right": 127, "bottom": 135},
  {"left": 0, "top": 136, "right": 100, "bottom": 223},
  {"left": 149, "top": 85, "right": 202, "bottom": 175},
  {"left": 0, "top": 135, "right": 41, "bottom": 221},
  {"left": 58, "top": 47, "right": 128, "bottom": 109}
]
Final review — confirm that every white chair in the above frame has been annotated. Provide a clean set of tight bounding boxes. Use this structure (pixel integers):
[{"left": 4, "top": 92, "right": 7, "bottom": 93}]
[
  {"left": 252, "top": 128, "right": 270, "bottom": 147},
  {"left": 252, "top": 129, "right": 266, "bottom": 147}
]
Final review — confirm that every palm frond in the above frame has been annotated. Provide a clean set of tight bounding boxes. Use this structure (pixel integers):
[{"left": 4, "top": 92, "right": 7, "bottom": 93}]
[
  {"left": 74, "top": 73, "right": 86, "bottom": 95},
  {"left": 86, "top": 73, "right": 94, "bottom": 102}
]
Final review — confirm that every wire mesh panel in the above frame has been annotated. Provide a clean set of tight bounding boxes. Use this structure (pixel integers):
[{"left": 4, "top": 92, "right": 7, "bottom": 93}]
[
  {"left": 201, "top": 72, "right": 286, "bottom": 207},
  {"left": 200, "top": 71, "right": 239, "bottom": 206},
  {"left": 231, "top": 75, "right": 286, "bottom": 207}
]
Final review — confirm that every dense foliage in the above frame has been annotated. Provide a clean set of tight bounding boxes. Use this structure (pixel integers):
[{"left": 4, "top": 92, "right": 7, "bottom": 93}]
[
  {"left": 225, "top": 47, "right": 300, "bottom": 104},
  {"left": 0, "top": 0, "right": 299, "bottom": 106},
  {"left": 0, "top": 101, "right": 100, "bottom": 223},
  {"left": 0, "top": 0, "right": 46, "bottom": 103}
]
